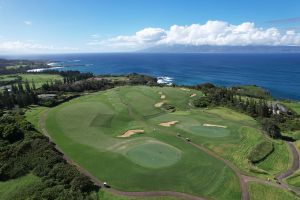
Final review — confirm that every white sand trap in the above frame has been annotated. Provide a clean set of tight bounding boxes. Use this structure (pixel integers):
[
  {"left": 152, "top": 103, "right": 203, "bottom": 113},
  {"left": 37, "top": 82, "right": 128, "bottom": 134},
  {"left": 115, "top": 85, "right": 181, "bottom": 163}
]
[
  {"left": 190, "top": 93, "right": 197, "bottom": 97},
  {"left": 159, "top": 121, "right": 179, "bottom": 127},
  {"left": 161, "top": 95, "right": 166, "bottom": 99},
  {"left": 118, "top": 130, "right": 144, "bottom": 137},
  {"left": 155, "top": 102, "right": 164, "bottom": 108},
  {"left": 158, "top": 91, "right": 163, "bottom": 95},
  {"left": 180, "top": 88, "right": 190, "bottom": 91},
  {"left": 203, "top": 124, "right": 227, "bottom": 128}
]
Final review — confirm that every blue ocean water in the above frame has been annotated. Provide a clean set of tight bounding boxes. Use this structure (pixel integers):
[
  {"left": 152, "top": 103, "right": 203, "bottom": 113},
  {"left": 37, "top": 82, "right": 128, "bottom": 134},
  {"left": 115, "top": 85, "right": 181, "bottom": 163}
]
[{"left": 6, "top": 53, "right": 300, "bottom": 100}]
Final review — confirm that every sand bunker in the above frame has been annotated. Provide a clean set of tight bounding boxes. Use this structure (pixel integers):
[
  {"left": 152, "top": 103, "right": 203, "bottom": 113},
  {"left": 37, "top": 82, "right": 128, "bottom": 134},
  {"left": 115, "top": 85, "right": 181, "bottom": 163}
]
[
  {"left": 161, "top": 95, "right": 166, "bottom": 99},
  {"left": 203, "top": 124, "right": 227, "bottom": 128},
  {"left": 180, "top": 88, "right": 190, "bottom": 91},
  {"left": 155, "top": 102, "right": 164, "bottom": 108},
  {"left": 119, "top": 130, "right": 144, "bottom": 137},
  {"left": 190, "top": 93, "right": 197, "bottom": 97},
  {"left": 158, "top": 91, "right": 163, "bottom": 95},
  {"left": 159, "top": 121, "right": 179, "bottom": 127}
]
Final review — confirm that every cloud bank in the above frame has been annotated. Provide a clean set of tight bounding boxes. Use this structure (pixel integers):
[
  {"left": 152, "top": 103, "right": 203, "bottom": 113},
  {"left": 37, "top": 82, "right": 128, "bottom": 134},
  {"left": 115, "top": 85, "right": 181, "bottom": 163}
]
[
  {"left": 0, "top": 40, "right": 78, "bottom": 54},
  {"left": 92, "top": 20, "right": 300, "bottom": 51}
]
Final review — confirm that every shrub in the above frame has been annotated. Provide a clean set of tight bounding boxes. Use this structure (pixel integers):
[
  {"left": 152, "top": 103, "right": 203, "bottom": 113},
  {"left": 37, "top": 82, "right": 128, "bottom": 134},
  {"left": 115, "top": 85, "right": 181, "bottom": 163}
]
[{"left": 248, "top": 141, "right": 274, "bottom": 163}]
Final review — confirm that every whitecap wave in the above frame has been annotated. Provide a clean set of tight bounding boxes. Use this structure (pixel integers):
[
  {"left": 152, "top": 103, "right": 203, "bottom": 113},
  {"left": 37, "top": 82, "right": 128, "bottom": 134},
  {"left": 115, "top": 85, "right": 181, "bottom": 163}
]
[
  {"left": 157, "top": 76, "right": 173, "bottom": 85},
  {"left": 27, "top": 67, "right": 63, "bottom": 72}
]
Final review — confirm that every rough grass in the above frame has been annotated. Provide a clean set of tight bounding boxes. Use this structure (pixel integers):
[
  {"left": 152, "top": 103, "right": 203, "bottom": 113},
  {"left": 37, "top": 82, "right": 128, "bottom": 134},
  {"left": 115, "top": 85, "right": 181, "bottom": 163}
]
[
  {"left": 286, "top": 140, "right": 300, "bottom": 187},
  {"left": 45, "top": 86, "right": 240, "bottom": 200},
  {"left": 248, "top": 182, "right": 299, "bottom": 200},
  {"left": 0, "top": 174, "right": 41, "bottom": 200},
  {"left": 282, "top": 101, "right": 300, "bottom": 115},
  {"left": 256, "top": 141, "right": 290, "bottom": 175}
]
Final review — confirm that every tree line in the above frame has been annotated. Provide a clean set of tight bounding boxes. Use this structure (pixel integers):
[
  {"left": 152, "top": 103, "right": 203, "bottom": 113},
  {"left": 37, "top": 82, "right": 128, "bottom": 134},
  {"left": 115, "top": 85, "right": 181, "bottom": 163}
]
[
  {"left": 191, "top": 83, "right": 300, "bottom": 139},
  {"left": 0, "top": 112, "right": 99, "bottom": 199}
]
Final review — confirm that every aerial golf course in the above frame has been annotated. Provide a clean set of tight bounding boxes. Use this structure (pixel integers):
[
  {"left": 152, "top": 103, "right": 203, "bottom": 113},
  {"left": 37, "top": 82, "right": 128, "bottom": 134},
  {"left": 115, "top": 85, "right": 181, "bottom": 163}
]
[{"left": 27, "top": 85, "right": 298, "bottom": 200}]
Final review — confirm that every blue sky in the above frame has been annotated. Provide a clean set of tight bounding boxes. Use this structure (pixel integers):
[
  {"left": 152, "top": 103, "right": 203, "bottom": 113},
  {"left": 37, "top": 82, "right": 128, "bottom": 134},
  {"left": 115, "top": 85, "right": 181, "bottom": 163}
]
[{"left": 0, "top": 0, "right": 300, "bottom": 53}]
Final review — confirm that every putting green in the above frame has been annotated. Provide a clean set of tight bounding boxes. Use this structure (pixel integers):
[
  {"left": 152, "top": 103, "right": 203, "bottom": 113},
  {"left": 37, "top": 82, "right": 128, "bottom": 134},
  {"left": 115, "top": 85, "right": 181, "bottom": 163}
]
[
  {"left": 189, "top": 125, "right": 230, "bottom": 138},
  {"left": 126, "top": 142, "right": 181, "bottom": 168}
]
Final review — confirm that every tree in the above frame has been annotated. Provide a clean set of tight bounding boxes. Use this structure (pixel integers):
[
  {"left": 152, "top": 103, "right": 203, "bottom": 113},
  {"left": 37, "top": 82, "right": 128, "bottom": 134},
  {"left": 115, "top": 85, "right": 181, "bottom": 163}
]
[{"left": 261, "top": 118, "right": 282, "bottom": 139}]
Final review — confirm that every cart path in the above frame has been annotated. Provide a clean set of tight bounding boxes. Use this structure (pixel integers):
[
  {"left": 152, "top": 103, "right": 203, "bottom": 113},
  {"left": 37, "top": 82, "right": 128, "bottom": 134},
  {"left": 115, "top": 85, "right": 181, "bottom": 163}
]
[{"left": 39, "top": 110, "right": 207, "bottom": 200}]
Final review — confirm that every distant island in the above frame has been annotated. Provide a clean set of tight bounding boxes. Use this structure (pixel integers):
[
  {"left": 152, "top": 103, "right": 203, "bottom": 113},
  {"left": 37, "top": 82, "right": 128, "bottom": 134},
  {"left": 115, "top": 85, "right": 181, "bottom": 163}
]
[{"left": 140, "top": 45, "right": 300, "bottom": 53}]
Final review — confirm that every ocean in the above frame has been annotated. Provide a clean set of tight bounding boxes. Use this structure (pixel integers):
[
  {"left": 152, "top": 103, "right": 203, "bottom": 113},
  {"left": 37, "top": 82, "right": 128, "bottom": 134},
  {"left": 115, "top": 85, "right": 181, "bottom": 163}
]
[{"left": 4, "top": 53, "right": 300, "bottom": 100}]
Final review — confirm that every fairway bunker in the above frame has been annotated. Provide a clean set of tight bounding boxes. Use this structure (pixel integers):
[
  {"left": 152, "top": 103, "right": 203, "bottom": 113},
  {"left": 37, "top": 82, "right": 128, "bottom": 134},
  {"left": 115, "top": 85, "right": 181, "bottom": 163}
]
[
  {"left": 180, "top": 88, "right": 190, "bottom": 91},
  {"left": 203, "top": 123, "right": 227, "bottom": 128},
  {"left": 159, "top": 121, "right": 179, "bottom": 127},
  {"left": 190, "top": 93, "right": 197, "bottom": 97},
  {"left": 161, "top": 95, "right": 166, "bottom": 99},
  {"left": 154, "top": 102, "right": 164, "bottom": 108},
  {"left": 119, "top": 129, "right": 144, "bottom": 138}
]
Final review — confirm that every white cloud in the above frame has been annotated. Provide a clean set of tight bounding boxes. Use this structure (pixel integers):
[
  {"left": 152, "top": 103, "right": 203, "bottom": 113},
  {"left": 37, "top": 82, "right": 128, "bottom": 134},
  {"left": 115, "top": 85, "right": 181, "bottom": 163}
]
[
  {"left": 24, "top": 21, "right": 33, "bottom": 26},
  {"left": 94, "top": 20, "right": 300, "bottom": 51},
  {"left": 0, "top": 40, "right": 78, "bottom": 53}
]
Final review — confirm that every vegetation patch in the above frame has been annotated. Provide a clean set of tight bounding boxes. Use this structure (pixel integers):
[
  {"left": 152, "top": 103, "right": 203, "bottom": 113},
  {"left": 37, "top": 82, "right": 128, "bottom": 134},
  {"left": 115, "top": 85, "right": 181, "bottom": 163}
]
[{"left": 248, "top": 141, "right": 274, "bottom": 164}]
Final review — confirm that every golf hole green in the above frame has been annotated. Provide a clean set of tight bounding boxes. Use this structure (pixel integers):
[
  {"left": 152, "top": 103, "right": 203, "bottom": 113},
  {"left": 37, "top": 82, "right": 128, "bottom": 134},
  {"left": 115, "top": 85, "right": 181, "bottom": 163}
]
[
  {"left": 126, "top": 142, "right": 181, "bottom": 168},
  {"left": 189, "top": 125, "right": 230, "bottom": 137}
]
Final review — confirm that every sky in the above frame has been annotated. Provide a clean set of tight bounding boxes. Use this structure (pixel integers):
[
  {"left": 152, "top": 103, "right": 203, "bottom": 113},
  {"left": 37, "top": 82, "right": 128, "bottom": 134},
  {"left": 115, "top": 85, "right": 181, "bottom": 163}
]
[{"left": 0, "top": 0, "right": 300, "bottom": 53}]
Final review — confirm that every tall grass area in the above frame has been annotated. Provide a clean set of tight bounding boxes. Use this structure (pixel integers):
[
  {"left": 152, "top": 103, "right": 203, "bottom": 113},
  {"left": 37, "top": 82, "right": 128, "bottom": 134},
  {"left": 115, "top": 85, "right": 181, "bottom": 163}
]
[
  {"left": 0, "top": 174, "right": 41, "bottom": 200},
  {"left": 248, "top": 182, "right": 299, "bottom": 200}
]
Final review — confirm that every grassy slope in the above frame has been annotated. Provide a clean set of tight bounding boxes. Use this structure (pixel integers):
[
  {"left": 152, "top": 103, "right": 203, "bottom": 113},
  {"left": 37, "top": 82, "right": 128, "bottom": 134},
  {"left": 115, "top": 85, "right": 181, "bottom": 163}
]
[
  {"left": 248, "top": 182, "right": 299, "bottom": 200},
  {"left": 45, "top": 86, "right": 241, "bottom": 200},
  {"left": 0, "top": 174, "right": 41, "bottom": 200},
  {"left": 286, "top": 140, "right": 300, "bottom": 187},
  {"left": 25, "top": 106, "right": 48, "bottom": 131}
]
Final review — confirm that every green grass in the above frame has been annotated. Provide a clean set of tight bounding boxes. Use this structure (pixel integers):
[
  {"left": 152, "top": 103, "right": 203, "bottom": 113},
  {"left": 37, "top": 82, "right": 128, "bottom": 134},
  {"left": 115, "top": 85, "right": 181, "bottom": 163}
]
[
  {"left": 0, "top": 174, "right": 41, "bottom": 200},
  {"left": 25, "top": 106, "right": 48, "bottom": 131},
  {"left": 126, "top": 142, "right": 181, "bottom": 168},
  {"left": 235, "top": 85, "right": 271, "bottom": 99},
  {"left": 282, "top": 101, "right": 300, "bottom": 115},
  {"left": 45, "top": 86, "right": 240, "bottom": 200},
  {"left": 99, "top": 190, "right": 182, "bottom": 200},
  {"left": 256, "top": 141, "right": 290, "bottom": 175},
  {"left": 286, "top": 140, "right": 300, "bottom": 187},
  {"left": 19, "top": 73, "right": 63, "bottom": 88},
  {"left": 248, "top": 182, "right": 299, "bottom": 200}
]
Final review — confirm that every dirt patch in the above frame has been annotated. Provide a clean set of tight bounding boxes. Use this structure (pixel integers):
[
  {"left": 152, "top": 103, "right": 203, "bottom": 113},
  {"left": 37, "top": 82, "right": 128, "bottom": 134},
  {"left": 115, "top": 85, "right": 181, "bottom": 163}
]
[
  {"left": 159, "top": 121, "right": 179, "bottom": 127},
  {"left": 161, "top": 95, "right": 166, "bottom": 99},
  {"left": 180, "top": 88, "right": 190, "bottom": 91},
  {"left": 154, "top": 102, "right": 164, "bottom": 108},
  {"left": 118, "top": 130, "right": 144, "bottom": 138},
  {"left": 203, "top": 123, "right": 227, "bottom": 128},
  {"left": 190, "top": 93, "right": 197, "bottom": 97}
]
